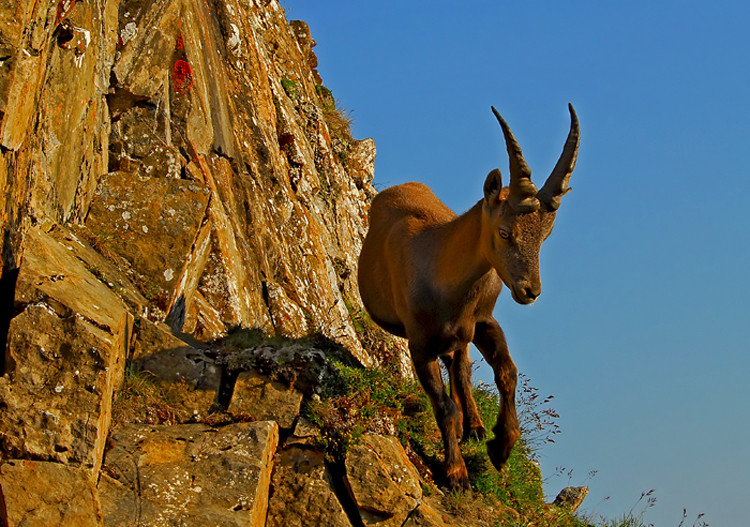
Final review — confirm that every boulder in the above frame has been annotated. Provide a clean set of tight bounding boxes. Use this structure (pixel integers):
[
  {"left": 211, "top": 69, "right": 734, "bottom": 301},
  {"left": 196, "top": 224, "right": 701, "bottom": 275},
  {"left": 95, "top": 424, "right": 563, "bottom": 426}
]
[
  {"left": 552, "top": 486, "right": 589, "bottom": 512},
  {"left": 14, "top": 224, "right": 134, "bottom": 338},
  {"left": 86, "top": 172, "right": 211, "bottom": 322},
  {"left": 100, "top": 421, "right": 278, "bottom": 526},
  {"left": 345, "top": 434, "right": 423, "bottom": 527},
  {"left": 0, "top": 460, "right": 102, "bottom": 527},
  {"left": 266, "top": 446, "right": 351, "bottom": 527}
]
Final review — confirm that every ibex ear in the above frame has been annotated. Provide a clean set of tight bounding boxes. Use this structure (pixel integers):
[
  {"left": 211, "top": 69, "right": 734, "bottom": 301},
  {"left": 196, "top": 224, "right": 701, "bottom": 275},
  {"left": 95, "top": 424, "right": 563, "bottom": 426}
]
[{"left": 483, "top": 169, "right": 503, "bottom": 203}]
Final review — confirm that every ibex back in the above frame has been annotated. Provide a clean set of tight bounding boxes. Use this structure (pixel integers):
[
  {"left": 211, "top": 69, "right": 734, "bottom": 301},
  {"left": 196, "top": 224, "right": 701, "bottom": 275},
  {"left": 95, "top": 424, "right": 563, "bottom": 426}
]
[{"left": 358, "top": 105, "right": 580, "bottom": 489}]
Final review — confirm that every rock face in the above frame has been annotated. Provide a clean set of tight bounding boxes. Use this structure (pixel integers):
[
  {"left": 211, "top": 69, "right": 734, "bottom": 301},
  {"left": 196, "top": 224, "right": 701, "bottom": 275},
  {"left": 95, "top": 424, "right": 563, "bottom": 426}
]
[
  {"left": 0, "top": 2, "right": 420, "bottom": 524},
  {"left": 100, "top": 421, "right": 279, "bottom": 526},
  {"left": 0, "top": 0, "right": 408, "bottom": 366}
]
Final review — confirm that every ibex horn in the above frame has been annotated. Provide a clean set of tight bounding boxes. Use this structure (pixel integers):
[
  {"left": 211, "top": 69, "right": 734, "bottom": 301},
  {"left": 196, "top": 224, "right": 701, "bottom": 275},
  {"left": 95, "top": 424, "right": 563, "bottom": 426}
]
[
  {"left": 537, "top": 103, "right": 580, "bottom": 211},
  {"left": 492, "top": 106, "right": 540, "bottom": 213}
]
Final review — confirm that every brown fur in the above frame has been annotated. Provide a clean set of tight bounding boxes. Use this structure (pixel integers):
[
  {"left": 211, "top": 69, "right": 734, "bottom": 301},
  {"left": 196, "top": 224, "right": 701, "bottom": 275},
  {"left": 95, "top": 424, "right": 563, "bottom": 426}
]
[{"left": 357, "top": 108, "right": 579, "bottom": 489}]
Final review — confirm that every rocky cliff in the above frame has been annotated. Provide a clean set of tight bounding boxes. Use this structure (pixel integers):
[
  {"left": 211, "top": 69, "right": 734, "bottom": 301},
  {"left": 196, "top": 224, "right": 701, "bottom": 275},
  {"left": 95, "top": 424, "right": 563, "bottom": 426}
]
[{"left": 0, "top": 0, "right": 421, "bottom": 524}]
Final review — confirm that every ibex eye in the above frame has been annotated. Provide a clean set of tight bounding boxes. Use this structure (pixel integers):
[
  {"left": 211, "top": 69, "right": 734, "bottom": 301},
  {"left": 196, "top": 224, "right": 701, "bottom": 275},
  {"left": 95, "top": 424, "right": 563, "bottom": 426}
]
[{"left": 499, "top": 228, "right": 510, "bottom": 239}]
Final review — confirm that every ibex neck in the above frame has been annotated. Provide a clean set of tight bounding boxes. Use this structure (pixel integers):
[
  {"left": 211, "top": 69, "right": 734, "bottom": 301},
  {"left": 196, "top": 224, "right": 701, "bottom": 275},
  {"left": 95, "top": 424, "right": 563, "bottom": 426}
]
[{"left": 433, "top": 200, "right": 493, "bottom": 292}]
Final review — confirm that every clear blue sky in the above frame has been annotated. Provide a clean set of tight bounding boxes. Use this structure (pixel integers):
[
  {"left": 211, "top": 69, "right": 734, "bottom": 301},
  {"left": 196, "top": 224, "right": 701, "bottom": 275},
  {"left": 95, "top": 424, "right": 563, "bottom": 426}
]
[{"left": 282, "top": 2, "right": 750, "bottom": 525}]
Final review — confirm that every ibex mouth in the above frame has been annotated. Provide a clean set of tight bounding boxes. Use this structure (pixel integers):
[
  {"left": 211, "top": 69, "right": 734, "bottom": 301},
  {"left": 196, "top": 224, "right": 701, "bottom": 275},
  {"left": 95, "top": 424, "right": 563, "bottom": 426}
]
[{"left": 510, "top": 284, "right": 540, "bottom": 305}]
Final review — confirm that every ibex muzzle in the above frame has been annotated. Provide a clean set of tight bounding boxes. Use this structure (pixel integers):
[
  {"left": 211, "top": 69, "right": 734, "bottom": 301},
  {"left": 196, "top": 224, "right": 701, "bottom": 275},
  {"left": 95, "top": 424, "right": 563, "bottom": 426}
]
[{"left": 358, "top": 105, "right": 580, "bottom": 489}]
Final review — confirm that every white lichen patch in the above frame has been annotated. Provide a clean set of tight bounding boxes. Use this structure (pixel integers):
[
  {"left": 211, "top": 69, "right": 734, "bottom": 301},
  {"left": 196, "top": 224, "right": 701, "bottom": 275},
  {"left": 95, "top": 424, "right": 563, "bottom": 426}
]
[
  {"left": 164, "top": 268, "right": 175, "bottom": 281},
  {"left": 121, "top": 22, "right": 138, "bottom": 46},
  {"left": 227, "top": 23, "right": 242, "bottom": 56}
]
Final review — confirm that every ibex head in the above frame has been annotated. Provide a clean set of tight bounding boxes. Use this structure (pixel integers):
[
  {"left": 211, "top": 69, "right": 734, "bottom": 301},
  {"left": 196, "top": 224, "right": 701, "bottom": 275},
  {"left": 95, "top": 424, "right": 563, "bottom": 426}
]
[{"left": 481, "top": 105, "right": 580, "bottom": 305}]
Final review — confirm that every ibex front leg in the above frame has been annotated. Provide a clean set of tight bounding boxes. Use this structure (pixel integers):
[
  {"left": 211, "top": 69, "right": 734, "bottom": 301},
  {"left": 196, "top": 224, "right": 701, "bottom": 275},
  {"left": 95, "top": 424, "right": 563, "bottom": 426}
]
[
  {"left": 473, "top": 319, "right": 520, "bottom": 470},
  {"left": 412, "top": 353, "right": 470, "bottom": 490}
]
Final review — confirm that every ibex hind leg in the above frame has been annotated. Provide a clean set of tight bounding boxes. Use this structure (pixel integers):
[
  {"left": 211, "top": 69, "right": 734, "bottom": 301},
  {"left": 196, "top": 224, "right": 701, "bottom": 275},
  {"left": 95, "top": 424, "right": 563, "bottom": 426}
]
[
  {"left": 413, "top": 356, "right": 471, "bottom": 490},
  {"left": 440, "top": 352, "right": 464, "bottom": 440},
  {"left": 473, "top": 320, "right": 521, "bottom": 470},
  {"left": 442, "top": 346, "right": 487, "bottom": 442}
]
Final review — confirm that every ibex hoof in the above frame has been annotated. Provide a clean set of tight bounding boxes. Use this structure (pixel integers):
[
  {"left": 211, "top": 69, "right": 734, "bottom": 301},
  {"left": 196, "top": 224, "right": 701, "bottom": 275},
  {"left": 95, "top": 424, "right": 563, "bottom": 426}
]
[
  {"left": 463, "top": 426, "right": 487, "bottom": 442},
  {"left": 486, "top": 438, "right": 513, "bottom": 471},
  {"left": 445, "top": 464, "right": 471, "bottom": 491},
  {"left": 446, "top": 474, "right": 472, "bottom": 491}
]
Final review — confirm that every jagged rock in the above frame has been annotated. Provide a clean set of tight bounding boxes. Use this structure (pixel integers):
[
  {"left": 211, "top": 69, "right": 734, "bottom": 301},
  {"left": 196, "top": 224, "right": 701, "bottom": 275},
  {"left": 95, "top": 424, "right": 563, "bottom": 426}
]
[
  {"left": 100, "top": 421, "right": 278, "bottom": 526},
  {"left": 228, "top": 370, "right": 303, "bottom": 429},
  {"left": 1, "top": 225, "right": 131, "bottom": 476},
  {"left": 0, "top": 459, "right": 102, "bottom": 527},
  {"left": 346, "top": 138, "right": 377, "bottom": 193},
  {"left": 185, "top": 153, "right": 274, "bottom": 337},
  {"left": 46, "top": 224, "right": 150, "bottom": 316},
  {"left": 289, "top": 20, "right": 321, "bottom": 83},
  {"left": 4, "top": 1, "right": 116, "bottom": 222},
  {"left": 14, "top": 224, "right": 134, "bottom": 339},
  {"left": 266, "top": 446, "right": 351, "bottom": 527},
  {"left": 86, "top": 172, "right": 211, "bottom": 322},
  {"left": 223, "top": 339, "right": 348, "bottom": 397},
  {"left": 552, "top": 486, "right": 589, "bottom": 512},
  {"left": 345, "top": 434, "right": 423, "bottom": 527}
]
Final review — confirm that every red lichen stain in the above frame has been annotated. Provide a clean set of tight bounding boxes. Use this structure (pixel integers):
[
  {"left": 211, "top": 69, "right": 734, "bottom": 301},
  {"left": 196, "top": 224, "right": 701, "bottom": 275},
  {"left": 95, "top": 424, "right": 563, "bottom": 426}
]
[
  {"left": 55, "top": 0, "right": 76, "bottom": 27},
  {"left": 176, "top": 33, "right": 185, "bottom": 50},
  {"left": 172, "top": 60, "right": 194, "bottom": 94}
]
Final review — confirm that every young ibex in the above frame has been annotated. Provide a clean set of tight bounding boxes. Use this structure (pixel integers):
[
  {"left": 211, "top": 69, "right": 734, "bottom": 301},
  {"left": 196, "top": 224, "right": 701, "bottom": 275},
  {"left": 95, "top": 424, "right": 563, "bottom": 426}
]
[{"left": 358, "top": 105, "right": 580, "bottom": 489}]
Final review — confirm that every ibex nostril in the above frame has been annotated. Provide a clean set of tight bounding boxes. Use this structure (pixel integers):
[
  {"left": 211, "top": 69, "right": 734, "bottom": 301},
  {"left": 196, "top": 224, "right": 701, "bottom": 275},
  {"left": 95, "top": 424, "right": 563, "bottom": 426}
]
[{"left": 524, "top": 288, "right": 540, "bottom": 300}]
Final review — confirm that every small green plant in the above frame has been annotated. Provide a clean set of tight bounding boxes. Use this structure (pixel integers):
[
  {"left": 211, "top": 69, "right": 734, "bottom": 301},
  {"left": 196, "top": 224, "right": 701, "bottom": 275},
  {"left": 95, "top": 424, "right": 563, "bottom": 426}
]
[
  {"left": 315, "top": 83, "right": 353, "bottom": 163},
  {"left": 306, "top": 361, "right": 434, "bottom": 463},
  {"left": 280, "top": 78, "right": 298, "bottom": 100},
  {"left": 315, "top": 84, "right": 333, "bottom": 102}
]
